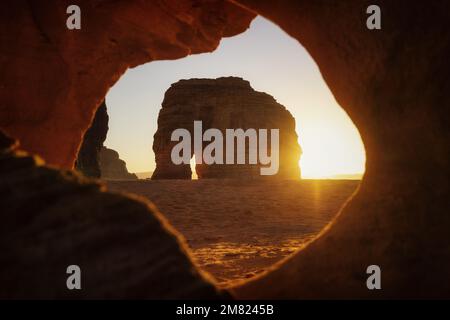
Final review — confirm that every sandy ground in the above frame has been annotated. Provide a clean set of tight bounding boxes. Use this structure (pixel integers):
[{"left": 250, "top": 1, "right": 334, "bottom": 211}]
[{"left": 107, "top": 179, "right": 359, "bottom": 287}]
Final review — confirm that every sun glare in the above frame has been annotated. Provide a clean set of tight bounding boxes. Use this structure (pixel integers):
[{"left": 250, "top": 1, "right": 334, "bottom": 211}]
[{"left": 299, "top": 120, "right": 365, "bottom": 179}]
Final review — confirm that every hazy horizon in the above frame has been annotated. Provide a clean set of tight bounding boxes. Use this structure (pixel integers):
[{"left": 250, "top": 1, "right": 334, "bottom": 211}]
[
  {"left": 105, "top": 16, "right": 366, "bottom": 179},
  {"left": 133, "top": 171, "right": 363, "bottom": 180}
]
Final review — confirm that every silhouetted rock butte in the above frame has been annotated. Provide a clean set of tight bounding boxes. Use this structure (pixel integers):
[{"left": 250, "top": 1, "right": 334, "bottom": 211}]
[
  {"left": 75, "top": 101, "right": 109, "bottom": 178},
  {"left": 152, "top": 77, "right": 301, "bottom": 180},
  {"left": 100, "top": 146, "right": 137, "bottom": 180}
]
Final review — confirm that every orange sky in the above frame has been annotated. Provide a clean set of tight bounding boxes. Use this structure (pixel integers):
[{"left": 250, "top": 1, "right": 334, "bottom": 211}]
[{"left": 105, "top": 17, "right": 366, "bottom": 179}]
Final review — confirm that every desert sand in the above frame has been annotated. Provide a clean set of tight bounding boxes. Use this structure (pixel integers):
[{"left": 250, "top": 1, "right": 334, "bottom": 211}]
[{"left": 107, "top": 179, "right": 359, "bottom": 287}]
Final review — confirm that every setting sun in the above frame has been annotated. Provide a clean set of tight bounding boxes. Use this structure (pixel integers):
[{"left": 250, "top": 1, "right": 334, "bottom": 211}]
[{"left": 299, "top": 116, "right": 365, "bottom": 179}]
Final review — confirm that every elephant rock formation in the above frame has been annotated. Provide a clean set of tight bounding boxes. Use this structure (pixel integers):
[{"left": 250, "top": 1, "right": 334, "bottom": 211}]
[{"left": 152, "top": 77, "right": 301, "bottom": 180}]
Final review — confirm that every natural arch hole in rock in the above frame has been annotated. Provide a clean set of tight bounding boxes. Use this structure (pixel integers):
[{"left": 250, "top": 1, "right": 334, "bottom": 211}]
[{"left": 87, "top": 17, "right": 366, "bottom": 287}]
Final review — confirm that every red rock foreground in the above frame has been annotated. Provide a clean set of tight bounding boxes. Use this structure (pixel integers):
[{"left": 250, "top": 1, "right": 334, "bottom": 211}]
[
  {"left": 0, "top": 131, "right": 225, "bottom": 299},
  {"left": 1, "top": 1, "right": 450, "bottom": 298}
]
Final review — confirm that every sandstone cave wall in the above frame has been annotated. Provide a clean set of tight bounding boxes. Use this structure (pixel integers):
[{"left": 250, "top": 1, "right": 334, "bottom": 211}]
[
  {"left": 0, "top": 129, "right": 223, "bottom": 299},
  {"left": 152, "top": 77, "right": 301, "bottom": 180},
  {"left": 0, "top": 0, "right": 256, "bottom": 170},
  {"left": 0, "top": 0, "right": 449, "bottom": 299}
]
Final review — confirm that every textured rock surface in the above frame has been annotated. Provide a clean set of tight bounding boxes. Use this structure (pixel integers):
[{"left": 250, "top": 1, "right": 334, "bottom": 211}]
[
  {"left": 0, "top": 130, "right": 226, "bottom": 299},
  {"left": 152, "top": 77, "right": 301, "bottom": 180},
  {"left": 0, "top": 0, "right": 256, "bottom": 169},
  {"left": 75, "top": 101, "right": 109, "bottom": 178},
  {"left": 230, "top": 0, "right": 450, "bottom": 299},
  {"left": 0, "top": 0, "right": 449, "bottom": 299},
  {"left": 100, "top": 146, "right": 137, "bottom": 180}
]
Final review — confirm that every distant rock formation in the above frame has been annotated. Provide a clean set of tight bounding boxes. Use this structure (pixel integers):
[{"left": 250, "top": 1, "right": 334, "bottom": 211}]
[
  {"left": 75, "top": 101, "right": 109, "bottom": 178},
  {"left": 100, "top": 147, "right": 137, "bottom": 180},
  {"left": 75, "top": 101, "right": 136, "bottom": 180},
  {"left": 152, "top": 77, "right": 301, "bottom": 180}
]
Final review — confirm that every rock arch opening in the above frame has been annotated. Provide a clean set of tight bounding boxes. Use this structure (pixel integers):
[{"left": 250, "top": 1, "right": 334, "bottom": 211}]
[
  {"left": 2, "top": 0, "right": 446, "bottom": 299},
  {"left": 94, "top": 17, "right": 366, "bottom": 287},
  {"left": 100, "top": 17, "right": 365, "bottom": 183}
]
